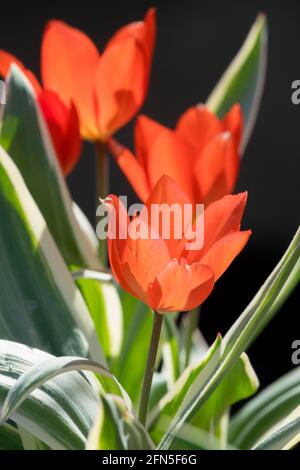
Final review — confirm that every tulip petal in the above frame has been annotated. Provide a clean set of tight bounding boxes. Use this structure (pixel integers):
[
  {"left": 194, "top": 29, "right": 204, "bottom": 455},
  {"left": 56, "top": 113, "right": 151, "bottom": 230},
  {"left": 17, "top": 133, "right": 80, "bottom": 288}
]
[
  {"left": 176, "top": 103, "right": 242, "bottom": 156},
  {"left": 95, "top": 40, "right": 143, "bottom": 137},
  {"left": 104, "top": 195, "right": 136, "bottom": 295},
  {"left": 143, "top": 174, "right": 191, "bottom": 209},
  {"left": 41, "top": 20, "right": 100, "bottom": 140},
  {"left": 176, "top": 104, "right": 222, "bottom": 154},
  {"left": 106, "top": 8, "right": 156, "bottom": 65},
  {"left": 120, "top": 230, "right": 170, "bottom": 304},
  {"left": 195, "top": 132, "right": 239, "bottom": 204},
  {"left": 63, "top": 101, "right": 82, "bottom": 175},
  {"left": 223, "top": 104, "right": 243, "bottom": 149},
  {"left": 108, "top": 138, "right": 151, "bottom": 202},
  {"left": 0, "top": 50, "right": 25, "bottom": 78},
  {"left": 0, "top": 50, "right": 41, "bottom": 94},
  {"left": 104, "top": 194, "right": 129, "bottom": 261},
  {"left": 146, "top": 128, "right": 196, "bottom": 202},
  {"left": 105, "top": 194, "right": 170, "bottom": 302},
  {"left": 147, "top": 259, "right": 214, "bottom": 312},
  {"left": 140, "top": 175, "right": 192, "bottom": 258},
  {"left": 38, "top": 90, "right": 81, "bottom": 176},
  {"left": 124, "top": 232, "right": 171, "bottom": 297},
  {"left": 200, "top": 230, "right": 251, "bottom": 281},
  {"left": 185, "top": 192, "right": 248, "bottom": 264},
  {"left": 134, "top": 114, "right": 166, "bottom": 167},
  {"left": 95, "top": 9, "right": 156, "bottom": 137}
]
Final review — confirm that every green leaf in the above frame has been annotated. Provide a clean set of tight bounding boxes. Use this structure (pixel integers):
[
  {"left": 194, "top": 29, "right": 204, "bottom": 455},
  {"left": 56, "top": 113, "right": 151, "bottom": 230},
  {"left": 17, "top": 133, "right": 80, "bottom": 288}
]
[
  {"left": 86, "top": 395, "right": 154, "bottom": 450},
  {"left": 0, "top": 355, "right": 132, "bottom": 425},
  {"left": 0, "top": 65, "right": 99, "bottom": 268},
  {"left": 74, "top": 273, "right": 123, "bottom": 366},
  {"left": 179, "top": 309, "right": 207, "bottom": 371},
  {"left": 189, "top": 353, "right": 258, "bottom": 442},
  {"left": 66, "top": 214, "right": 124, "bottom": 366},
  {"left": 150, "top": 336, "right": 221, "bottom": 444},
  {"left": 150, "top": 336, "right": 258, "bottom": 447},
  {"left": 206, "top": 14, "right": 267, "bottom": 153},
  {"left": 0, "top": 145, "right": 103, "bottom": 361},
  {"left": 159, "top": 227, "right": 300, "bottom": 449},
  {"left": 0, "top": 340, "right": 99, "bottom": 449},
  {"left": 86, "top": 396, "right": 125, "bottom": 450},
  {"left": 17, "top": 426, "right": 49, "bottom": 450},
  {"left": 72, "top": 202, "right": 99, "bottom": 257},
  {"left": 0, "top": 423, "right": 23, "bottom": 450},
  {"left": 182, "top": 328, "right": 208, "bottom": 369},
  {"left": 149, "top": 372, "right": 168, "bottom": 412},
  {"left": 190, "top": 353, "right": 258, "bottom": 428},
  {"left": 164, "top": 422, "right": 237, "bottom": 450},
  {"left": 252, "top": 407, "right": 300, "bottom": 450},
  {"left": 229, "top": 366, "right": 300, "bottom": 449},
  {"left": 162, "top": 315, "right": 181, "bottom": 388},
  {"left": 112, "top": 290, "right": 153, "bottom": 406}
]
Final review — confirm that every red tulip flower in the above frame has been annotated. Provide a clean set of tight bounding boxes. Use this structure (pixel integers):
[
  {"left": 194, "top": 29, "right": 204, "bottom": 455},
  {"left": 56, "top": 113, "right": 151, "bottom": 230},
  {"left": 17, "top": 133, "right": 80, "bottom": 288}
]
[
  {"left": 109, "top": 103, "right": 243, "bottom": 205},
  {"left": 104, "top": 175, "right": 251, "bottom": 313},
  {"left": 0, "top": 50, "right": 81, "bottom": 176},
  {"left": 41, "top": 8, "right": 156, "bottom": 141}
]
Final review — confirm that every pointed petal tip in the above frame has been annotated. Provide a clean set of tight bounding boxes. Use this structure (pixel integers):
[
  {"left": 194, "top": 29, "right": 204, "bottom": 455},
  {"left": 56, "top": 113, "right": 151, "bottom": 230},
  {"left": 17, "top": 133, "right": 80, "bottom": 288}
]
[
  {"left": 240, "top": 190, "right": 248, "bottom": 203},
  {"left": 135, "top": 113, "right": 155, "bottom": 126},
  {"left": 107, "top": 137, "right": 123, "bottom": 157},
  {"left": 146, "top": 6, "right": 157, "bottom": 17},
  {"left": 43, "top": 18, "right": 66, "bottom": 36}
]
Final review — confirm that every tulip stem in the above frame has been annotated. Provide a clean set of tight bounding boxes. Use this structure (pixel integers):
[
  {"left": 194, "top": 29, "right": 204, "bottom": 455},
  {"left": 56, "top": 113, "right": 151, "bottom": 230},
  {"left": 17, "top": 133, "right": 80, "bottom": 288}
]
[
  {"left": 95, "top": 141, "right": 109, "bottom": 266},
  {"left": 139, "top": 311, "right": 163, "bottom": 426}
]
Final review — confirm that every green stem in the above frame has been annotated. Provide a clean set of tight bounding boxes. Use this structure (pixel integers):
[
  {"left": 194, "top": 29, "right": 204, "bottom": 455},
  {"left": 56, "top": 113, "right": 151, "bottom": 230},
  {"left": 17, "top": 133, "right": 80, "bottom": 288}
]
[
  {"left": 138, "top": 311, "right": 163, "bottom": 426},
  {"left": 184, "top": 307, "right": 200, "bottom": 369},
  {"left": 95, "top": 141, "right": 109, "bottom": 266}
]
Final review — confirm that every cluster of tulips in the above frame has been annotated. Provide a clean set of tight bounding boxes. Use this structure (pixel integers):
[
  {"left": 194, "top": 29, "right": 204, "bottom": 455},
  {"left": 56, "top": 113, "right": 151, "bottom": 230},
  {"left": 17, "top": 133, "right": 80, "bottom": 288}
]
[
  {"left": 0, "top": 8, "right": 249, "bottom": 314},
  {"left": 0, "top": 7, "right": 299, "bottom": 451},
  {"left": 0, "top": 8, "right": 256, "bottom": 425}
]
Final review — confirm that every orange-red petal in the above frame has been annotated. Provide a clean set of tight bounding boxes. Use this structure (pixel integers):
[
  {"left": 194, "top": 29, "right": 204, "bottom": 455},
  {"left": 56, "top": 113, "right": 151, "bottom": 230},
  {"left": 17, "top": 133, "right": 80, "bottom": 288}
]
[
  {"left": 0, "top": 50, "right": 41, "bottom": 94},
  {"left": 175, "top": 104, "right": 222, "bottom": 154},
  {"left": 0, "top": 50, "right": 24, "bottom": 77},
  {"left": 140, "top": 175, "right": 192, "bottom": 258},
  {"left": 185, "top": 192, "right": 248, "bottom": 264},
  {"left": 106, "top": 8, "right": 156, "bottom": 66},
  {"left": 108, "top": 138, "right": 151, "bottom": 202},
  {"left": 134, "top": 114, "right": 166, "bottom": 168},
  {"left": 147, "top": 258, "right": 214, "bottom": 312},
  {"left": 104, "top": 195, "right": 137, "bottom": 296},
  {"left": 194, "top": 132, "right": 239, "bottom": 204},
  {"left": 41, "top": 20, "right": 100, "bottom": 140},
  {"left": 124, "top": 231, "right": 170, "bottom": 296},
  {"left": 145, "top": 128, "right": 195, "bottom": 202},
  {"left": 223, "top": 104, "right": 243, "bottom": 149},
  {"left": 38, "top": 90, "right": 82, "bottom": 176},
  {"left": 95, "top": 9, "right": 156, "bottom": 137},
  {"left": 105, "top": 193, "right": 170, "bottom": 302},
  {"left": 200, "top": 230, "right": 251, "bottom": 281}
]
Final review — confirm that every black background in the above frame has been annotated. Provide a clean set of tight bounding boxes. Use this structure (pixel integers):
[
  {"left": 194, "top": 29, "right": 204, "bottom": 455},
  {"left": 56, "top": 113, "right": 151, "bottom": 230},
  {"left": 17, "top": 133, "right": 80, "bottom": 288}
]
[{"left": 1, "top": 0, "right": 300, "bottom": 390}]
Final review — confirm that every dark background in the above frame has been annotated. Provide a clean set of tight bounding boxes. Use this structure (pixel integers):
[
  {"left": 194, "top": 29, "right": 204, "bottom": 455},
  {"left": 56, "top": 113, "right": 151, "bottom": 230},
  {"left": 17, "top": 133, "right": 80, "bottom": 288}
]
[{"left": 1, "top": 0, "right": 299, "bottom": 390}]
